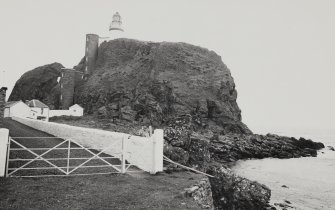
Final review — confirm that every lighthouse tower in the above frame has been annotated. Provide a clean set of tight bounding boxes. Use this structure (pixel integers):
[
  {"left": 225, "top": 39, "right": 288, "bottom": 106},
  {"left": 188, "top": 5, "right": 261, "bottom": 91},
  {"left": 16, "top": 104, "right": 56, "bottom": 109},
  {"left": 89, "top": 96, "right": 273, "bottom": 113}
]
[
  {"left": 109, "top": 12, "right": 124, "bottom": 39},
  {"left": 109, "top": 12, "right": 123, "bottom": 32}
]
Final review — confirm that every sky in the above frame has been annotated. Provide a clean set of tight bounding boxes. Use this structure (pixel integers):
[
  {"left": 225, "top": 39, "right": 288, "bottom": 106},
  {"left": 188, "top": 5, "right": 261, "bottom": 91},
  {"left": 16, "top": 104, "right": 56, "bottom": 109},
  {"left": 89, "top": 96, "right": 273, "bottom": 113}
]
[{"left": 0, "top": 0, "right": 334, "bottom": 134}]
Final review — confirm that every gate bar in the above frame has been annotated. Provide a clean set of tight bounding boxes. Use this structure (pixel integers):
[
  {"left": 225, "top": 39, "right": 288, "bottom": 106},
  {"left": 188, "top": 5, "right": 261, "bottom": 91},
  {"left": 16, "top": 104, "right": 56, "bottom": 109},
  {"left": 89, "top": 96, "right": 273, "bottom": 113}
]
[
  {"left": 8, "top": 164, "right": 126, "bottom": 170},
  {"left": 11, "top": 137, "right": 71, "bottom": 139},
  {"left": 9, "top": 148, "right": 99, "bottom": 151},
  {"left": 9, "top": 157, "right": 119, "bottom": 161}
]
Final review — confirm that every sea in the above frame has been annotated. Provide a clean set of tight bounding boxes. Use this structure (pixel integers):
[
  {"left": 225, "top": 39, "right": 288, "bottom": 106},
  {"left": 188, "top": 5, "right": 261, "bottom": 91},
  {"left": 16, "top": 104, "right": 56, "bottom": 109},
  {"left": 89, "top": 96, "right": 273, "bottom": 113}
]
[{"left": 232, "top": 127, "right": 335, "bottom": 210}]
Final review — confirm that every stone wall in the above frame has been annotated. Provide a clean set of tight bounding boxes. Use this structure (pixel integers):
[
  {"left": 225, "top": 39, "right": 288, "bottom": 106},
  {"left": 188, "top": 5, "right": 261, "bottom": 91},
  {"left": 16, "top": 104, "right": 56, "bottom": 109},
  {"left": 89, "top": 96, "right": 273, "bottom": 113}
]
[
  {"left": 0, "top": 87, "right": 7, "bottom": 126},
  {"left": 60, "top": 69, "right": 84, "bottom": 110},
  {"left": 184, "top": 177, "right": 214, "bottom": 209},
  {"left": 60, "top": 69, "right": 75, "bottom": 109},
  {"left": 12, "top": 116, "right": 164, "bottom": 173},
  {"left": 85, "top": 34, "right": 99, "bottom": 76}
]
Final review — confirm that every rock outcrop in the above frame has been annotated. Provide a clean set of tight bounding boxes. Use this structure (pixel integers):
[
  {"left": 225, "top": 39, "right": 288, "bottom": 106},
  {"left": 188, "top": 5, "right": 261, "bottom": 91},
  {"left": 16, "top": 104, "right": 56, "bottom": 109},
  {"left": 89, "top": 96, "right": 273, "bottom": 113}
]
[
  {"left": 9, "top": 63, "right": 63, "bottom": 109},
  {"left": 164, "top": 116, "right": 324, "bottom": 168},
  {"left": 207, "top": 164, "right": 272, "bottom": 210},
  {"left": 74, "top": 39, "right": 251, "bottom": 134},
  {"left": 209, "top": 134, "right": 325, "bottom": 163}
]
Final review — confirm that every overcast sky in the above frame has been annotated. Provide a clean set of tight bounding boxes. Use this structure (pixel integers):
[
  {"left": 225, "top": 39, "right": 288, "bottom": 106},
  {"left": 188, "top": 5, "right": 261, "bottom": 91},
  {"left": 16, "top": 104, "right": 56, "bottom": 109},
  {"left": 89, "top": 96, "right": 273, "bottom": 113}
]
[{"left": 0, "top": 0, "right": 334, "bottom": 133}]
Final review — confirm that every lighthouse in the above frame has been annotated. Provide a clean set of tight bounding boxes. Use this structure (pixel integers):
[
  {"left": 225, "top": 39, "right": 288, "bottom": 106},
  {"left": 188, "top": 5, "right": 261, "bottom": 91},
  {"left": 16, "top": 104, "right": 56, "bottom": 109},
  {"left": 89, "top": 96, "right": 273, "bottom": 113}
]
[
  {"left": 109, "top": 12, "right": 123, "bottom": 32},
  {"left": 108, "top": 12, "right": 124, "bottom": 39}
]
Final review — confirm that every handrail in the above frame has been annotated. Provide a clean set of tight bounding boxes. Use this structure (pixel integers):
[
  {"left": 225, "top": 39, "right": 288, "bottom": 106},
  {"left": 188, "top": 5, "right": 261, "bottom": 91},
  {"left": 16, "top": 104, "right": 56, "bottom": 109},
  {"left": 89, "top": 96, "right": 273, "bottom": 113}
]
[{"left": 163, "top": 156, "right": 214, "bottom": 178}]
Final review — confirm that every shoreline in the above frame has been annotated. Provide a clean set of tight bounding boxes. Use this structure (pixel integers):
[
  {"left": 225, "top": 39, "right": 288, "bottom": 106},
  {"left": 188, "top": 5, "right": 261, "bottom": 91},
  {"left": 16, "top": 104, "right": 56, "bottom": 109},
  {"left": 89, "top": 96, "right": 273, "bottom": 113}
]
[{"left": 232, "top": 147, "right": 335, "bottom": 210}]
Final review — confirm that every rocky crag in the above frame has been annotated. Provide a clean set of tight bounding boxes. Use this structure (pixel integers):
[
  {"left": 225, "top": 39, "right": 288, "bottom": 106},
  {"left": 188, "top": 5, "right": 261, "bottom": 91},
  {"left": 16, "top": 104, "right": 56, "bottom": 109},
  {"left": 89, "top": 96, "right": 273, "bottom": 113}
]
[
  {"left": 10, "top": 38, "right": 325, "bottom": 209},
  {"left": 164, "top": 115, "right": 324, "bottom": 166},
  {"left": 73, "top": 39, "right": 251, "bottom": 135},
  {"left": 10, "top": 39, "right": 250, "bottom": 134},
  {"left": 9, "top": 63, "right": 63, "bottom": 109}
]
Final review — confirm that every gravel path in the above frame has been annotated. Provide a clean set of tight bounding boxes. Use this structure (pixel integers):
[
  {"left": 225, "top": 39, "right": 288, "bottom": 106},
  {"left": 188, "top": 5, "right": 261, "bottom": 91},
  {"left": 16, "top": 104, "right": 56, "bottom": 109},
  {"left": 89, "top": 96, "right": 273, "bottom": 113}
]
[{"left": 3, "top": 118, "right": 59, "bottom": 139}]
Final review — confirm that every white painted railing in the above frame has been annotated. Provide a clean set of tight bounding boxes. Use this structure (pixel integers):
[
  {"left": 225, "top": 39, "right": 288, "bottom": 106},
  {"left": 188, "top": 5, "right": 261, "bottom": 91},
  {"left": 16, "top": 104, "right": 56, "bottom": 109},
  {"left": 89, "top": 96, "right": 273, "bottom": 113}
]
[{"left": 11, "top": 117, "right": 164, "bottom": 174}]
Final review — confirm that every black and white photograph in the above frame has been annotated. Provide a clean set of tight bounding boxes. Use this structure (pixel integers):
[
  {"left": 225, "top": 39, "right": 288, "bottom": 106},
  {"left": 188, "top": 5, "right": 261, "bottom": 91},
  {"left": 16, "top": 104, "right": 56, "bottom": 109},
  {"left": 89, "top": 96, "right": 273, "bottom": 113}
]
[{"left": 0, "top": 0, "right": 334, "bottom": 209}]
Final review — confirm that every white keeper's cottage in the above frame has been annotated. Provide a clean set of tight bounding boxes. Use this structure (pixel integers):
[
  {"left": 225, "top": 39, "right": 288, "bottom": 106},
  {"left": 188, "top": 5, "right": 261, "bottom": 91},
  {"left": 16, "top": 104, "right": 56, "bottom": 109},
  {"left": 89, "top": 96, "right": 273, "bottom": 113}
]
[
  {"left": 69, "top": 104, "right": 84, "bottom": 116},
  {"left": 26, "top": 99, "right": 50, "bottom": 121},
  {"left": 4, "top": 101, "right": 31, "bottom": 118}
]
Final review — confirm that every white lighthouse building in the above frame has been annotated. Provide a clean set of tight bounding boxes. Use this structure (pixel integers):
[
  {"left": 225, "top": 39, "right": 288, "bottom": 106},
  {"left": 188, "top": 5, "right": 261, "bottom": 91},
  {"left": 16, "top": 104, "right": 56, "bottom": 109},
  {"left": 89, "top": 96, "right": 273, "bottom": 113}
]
[
  {"left": 108, "top": 12, "right": 124, "bottom": 39},
  {"left": 109, "top": 12, "right": 123, "bottom": 31}
]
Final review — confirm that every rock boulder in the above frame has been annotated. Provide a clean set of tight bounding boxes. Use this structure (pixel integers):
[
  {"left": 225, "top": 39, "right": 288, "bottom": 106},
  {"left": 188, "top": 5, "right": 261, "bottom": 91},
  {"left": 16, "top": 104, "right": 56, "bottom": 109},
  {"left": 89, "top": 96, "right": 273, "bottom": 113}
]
[{"left": 9, "top": 62, "right": 63, "bottom": 109}]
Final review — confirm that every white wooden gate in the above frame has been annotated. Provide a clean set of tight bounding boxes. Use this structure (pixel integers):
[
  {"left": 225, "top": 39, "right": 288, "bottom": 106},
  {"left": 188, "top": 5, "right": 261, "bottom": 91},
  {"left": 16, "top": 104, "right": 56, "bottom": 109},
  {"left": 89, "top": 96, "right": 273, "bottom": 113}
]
[{"left": 6, "top": 137, "right": 139, "bottom": 177}]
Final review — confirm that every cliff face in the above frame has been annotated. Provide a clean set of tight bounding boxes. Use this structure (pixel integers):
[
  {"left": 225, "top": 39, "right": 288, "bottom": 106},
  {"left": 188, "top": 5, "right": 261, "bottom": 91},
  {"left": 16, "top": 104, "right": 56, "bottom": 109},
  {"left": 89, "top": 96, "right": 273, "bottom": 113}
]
[
  {"left": 9, "top": 63, "right": 63, "bottom": 109},
  {"left": 74, "top": 39, "right": 250, "bottom": 134}
]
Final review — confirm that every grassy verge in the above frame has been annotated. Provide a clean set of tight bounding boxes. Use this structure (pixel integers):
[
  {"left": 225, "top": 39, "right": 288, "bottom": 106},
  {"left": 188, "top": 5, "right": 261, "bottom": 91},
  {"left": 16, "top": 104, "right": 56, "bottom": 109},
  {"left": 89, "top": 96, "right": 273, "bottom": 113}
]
[{"left": 0, "top": 172, "right": 205, "bottom": 210}]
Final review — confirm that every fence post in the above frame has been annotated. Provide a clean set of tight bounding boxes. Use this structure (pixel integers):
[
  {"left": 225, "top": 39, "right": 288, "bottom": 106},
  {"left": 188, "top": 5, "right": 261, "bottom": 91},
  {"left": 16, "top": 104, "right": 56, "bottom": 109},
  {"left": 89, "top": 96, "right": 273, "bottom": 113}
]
[
  {"left": 151, "top": 129, "right": 164, "bottom": 174},
  {"left": 121, "top": 136, "right": 126, "bottom": 173},
  {"left": 0, "top": 128, "right": 9, "bottom": 177},
  {"left": 66, "top": 139, "right": 71, "bottom": 175}
]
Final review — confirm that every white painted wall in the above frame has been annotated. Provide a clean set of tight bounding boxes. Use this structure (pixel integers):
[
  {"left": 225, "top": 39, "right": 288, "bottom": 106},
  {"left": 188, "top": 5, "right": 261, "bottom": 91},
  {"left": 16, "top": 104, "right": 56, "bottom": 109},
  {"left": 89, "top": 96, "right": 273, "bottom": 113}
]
[
  {"left": 30, "top": 107, "right": 49, "bottom": 121},
  {"left": 49, "top": 110, "right": 72, "bottom": 117},
  {"left": 4, "top": 101, "right": 31, "bottom": 118},
  {"left": 29, "top": 110, "right": 38, "bottom": 120},
  {"left": 49, "top": 109, "right": 83, "bottom": 117},
  {"left": 69, "top": 105, "right": 83, "bottom": 116},
  {"left": 4, "top": 108, "right": 10, "bottom": 118},
  {"left": 49, "top": 104, "right": 84, "bottom": 117},
  {"left": 0, "top": 129, "right": 9, "bottom": 177},
  {"left": 12, "top": 117, "right": 164, "bottom": 174}
]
